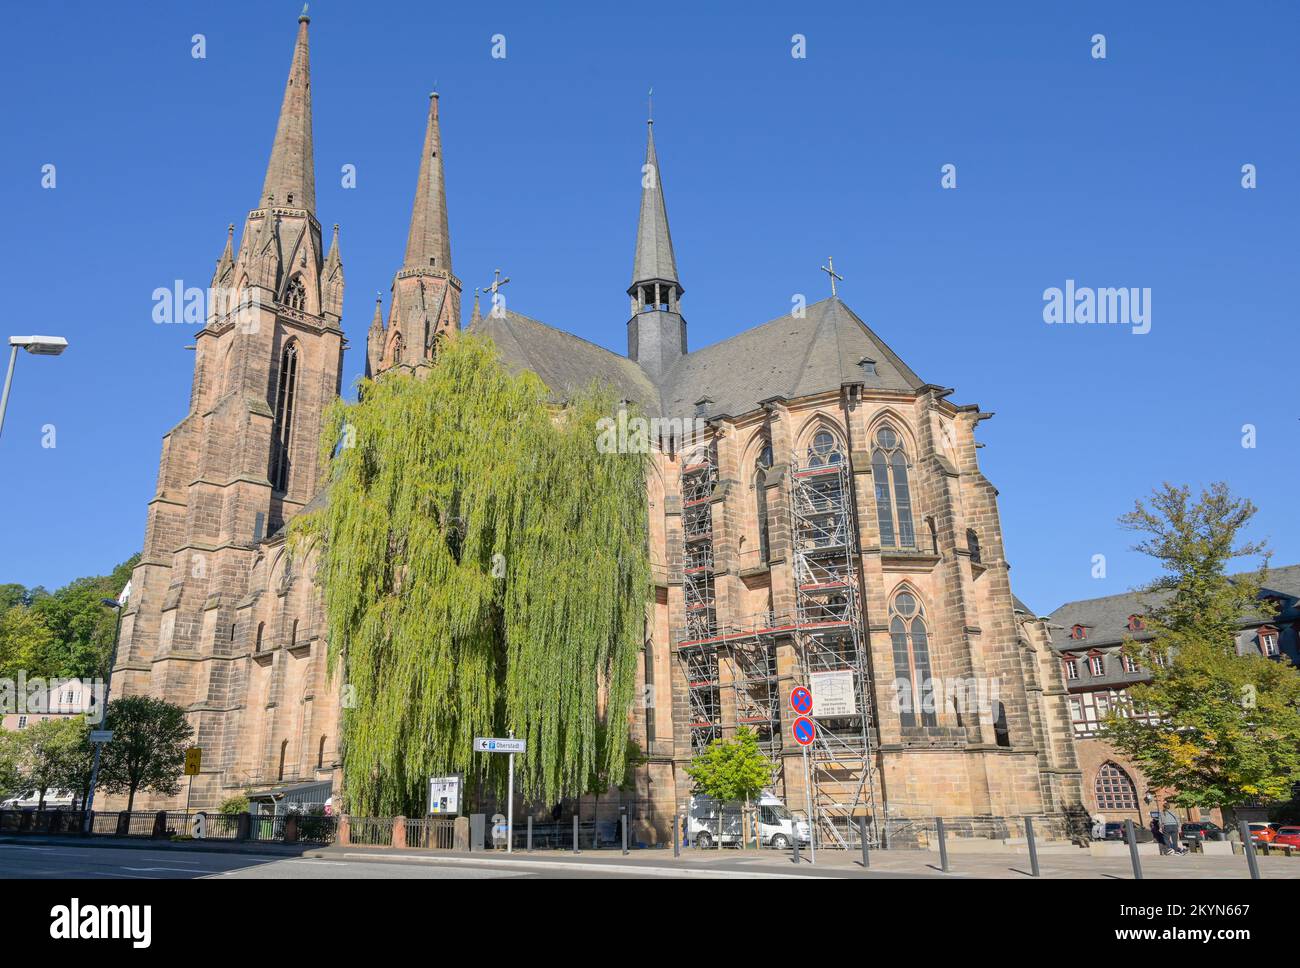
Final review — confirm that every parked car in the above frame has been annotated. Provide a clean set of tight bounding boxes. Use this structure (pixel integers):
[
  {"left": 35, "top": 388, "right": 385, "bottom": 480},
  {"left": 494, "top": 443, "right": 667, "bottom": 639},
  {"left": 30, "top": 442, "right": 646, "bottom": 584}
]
[
  {"left": 0, "top": 789, "right": 74, "bottom": 810},
  {"left": 687, "top": 791, "right": 810, "bottom": 849},
  {"left": 1272, "top": 827, "right": 1300, "bottom": 849},
  {"left": 1247, "top": 823, "right": 1277, "bottom": 844},
  {"left": 1103, "top": 822, "right": 1153, "bottom": 842},
  {"left": 1180, "top": 821, "right": 1224, "bottom": 845}
]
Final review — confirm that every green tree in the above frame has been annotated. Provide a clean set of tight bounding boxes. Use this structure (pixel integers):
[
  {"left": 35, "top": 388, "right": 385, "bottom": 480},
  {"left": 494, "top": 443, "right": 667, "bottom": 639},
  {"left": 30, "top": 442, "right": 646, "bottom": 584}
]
[
  {"left": 293, "top": 335, "right": 650, "bottom": 816},
  {"left": 0, "top": 605, "right": 56, "bottom": 680},
  {"left": 98, "top": 696, "right": 193, "bottom": 812},
  {"left": 12, "top": 717, "right": 87, "bottom": 809},
  {"left": 219, "top": 794, "right": 249, "bottom": 815},
  {"left": 1104, "top": 482, "right": 1300, "bottom": 809},
  {"left": 0, "top": 730, "right": 22, "bottom": 798},
  {"left": 685, "top": 727, "right": 774, "bottom": 803}
]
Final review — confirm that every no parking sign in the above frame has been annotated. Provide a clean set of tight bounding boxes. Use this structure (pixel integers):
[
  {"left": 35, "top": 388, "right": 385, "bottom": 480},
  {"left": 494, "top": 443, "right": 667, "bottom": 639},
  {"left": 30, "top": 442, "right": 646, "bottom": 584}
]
[
  {"left": 790, "top": 686, "right": 812, "bottom": 715},
  {"left": 792, "top": 716, "right": 816, "bottom": 746}
]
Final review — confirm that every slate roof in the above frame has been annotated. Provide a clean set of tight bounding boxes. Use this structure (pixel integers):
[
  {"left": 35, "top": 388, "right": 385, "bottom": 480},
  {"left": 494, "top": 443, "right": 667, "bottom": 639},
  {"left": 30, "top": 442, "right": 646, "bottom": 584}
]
[
  {"left": 473, "top": 296, "right": 925, "bottom": 422},
  {"left": 1045, "top": 563, "right": 1300, "bottom": 652},
  {"left": 470, "top": 309, "right": 660, "bottom": 412}
]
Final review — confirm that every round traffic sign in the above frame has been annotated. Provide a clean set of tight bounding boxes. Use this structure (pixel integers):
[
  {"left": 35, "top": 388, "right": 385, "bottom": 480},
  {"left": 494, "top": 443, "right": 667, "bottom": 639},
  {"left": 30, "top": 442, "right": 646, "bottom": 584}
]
[
  {"left": 790, "top": 686, "right": 813, "bottom": 715},
  {"left": 792, "top": 716, "right": 816, "bottom": 746}
]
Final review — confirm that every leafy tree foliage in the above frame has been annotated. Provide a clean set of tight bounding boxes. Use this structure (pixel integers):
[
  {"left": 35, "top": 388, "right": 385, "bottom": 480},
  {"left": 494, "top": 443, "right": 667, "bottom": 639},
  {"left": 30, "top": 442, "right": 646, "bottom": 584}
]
[
  {"left": 98, "top": 696, "right": 193, "bottom": 812},
  {"left": 293, "top": 335, "right": 650, "bottom": 816},
  {"left": 9, "top": 716, "right": 88, "bottom": 809},
  {"left": 0, "top": 555, "right": 137, "bottom": 681},
  {"left": 1105, "top": 482, "right": 1300, "bottom": 808},
  {"left": 686, "top": 727, "right": 774, "bottom": 804}
]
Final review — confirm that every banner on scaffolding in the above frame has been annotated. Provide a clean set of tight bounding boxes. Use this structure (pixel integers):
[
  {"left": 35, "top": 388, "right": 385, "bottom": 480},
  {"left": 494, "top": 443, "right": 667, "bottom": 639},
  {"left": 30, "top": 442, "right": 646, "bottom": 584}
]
[{"left": 810, "top": 670, "right": 857, "bottom": 717}]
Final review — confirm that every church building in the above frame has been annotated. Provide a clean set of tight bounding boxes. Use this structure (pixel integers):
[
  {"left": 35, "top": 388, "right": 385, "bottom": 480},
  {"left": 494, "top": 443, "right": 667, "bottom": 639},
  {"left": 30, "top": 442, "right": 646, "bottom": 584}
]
[{"left": 112, "top": 13, "right": 1087, "bottom": 846}]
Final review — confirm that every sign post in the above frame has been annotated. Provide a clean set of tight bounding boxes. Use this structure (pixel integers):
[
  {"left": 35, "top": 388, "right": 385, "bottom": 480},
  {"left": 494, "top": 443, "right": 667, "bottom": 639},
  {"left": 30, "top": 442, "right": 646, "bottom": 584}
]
[
  {"left": 183, "top": 747, "right": 202, "bottom": 818},
  {"left": 791, "top": 716, "right": 816, "bottom": 864},
  {"left": 473, "top": 736, "right": 526, "bottom": 854}
]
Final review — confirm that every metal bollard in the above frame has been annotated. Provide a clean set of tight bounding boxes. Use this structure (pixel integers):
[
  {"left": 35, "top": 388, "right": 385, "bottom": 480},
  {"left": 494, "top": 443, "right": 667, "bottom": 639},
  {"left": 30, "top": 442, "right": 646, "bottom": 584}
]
[
  {"left": 572, "top": 814, "right": 579, "bottom": 854},
  {"left": 621, "top": 814, "right": 628, "bottom": 855},
  {"left": 526, "top": 816, "right": 532, "bottom": 852},
  {"left": 859, "top": 816, "right": 870, "bottom": 869},
  {"left": 792, "top": 835, "right": 800, "bottom": 864},
  {"left": 936, "top": 818, "right": 949, "bottom": 873},
  {"left": 1025, "top": 816, "right": 1040, "bottom": 877},
  {"left": 1238, "top": 821, "right": 1260, "bottom": 880},
  {"left": 674, "top": 814, "right": 681, "bottom": 858},
  {"left": 1125, "top": 819, "right": 1143, "bottom": 880}
]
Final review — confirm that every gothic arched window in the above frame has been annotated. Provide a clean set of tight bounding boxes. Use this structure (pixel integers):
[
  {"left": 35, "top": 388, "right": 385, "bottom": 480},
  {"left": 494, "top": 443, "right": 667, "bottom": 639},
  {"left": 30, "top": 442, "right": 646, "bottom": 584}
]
[
  {"left": 755, "top": 441, "right": 773, "bottom": 564},
  {"left": 871, "top": 425, "right": 915, "bottom": 549},
  {"left": 390, "top": 332, "right": 404, "bottom": 366},
  {"left": 890, "top": 588, "right": 937, "bottom": 727},
  {"left": 967, "top": 529, "right": 982, "bottom": 564},
  {"left": 270, "top": 341, "right": 299, "bottom": 492},
  {"left": 1095, "top": 762, "right": 1138, "bottom": 811},
  {"left": 278, "top": 739, "right": 289, "bottom": 781},
  {"left": 285, "top": 275, "right": 307, "bottom": 312},
  {"left": 805, "top": 429, "right": 843, "bottom": 468},
  {"left": 255, "top": 622, "right": 264, "bottom": 654}
]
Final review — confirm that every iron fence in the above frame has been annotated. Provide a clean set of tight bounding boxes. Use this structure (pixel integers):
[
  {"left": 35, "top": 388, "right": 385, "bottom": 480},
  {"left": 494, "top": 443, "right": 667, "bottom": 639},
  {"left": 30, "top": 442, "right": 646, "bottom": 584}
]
[
  {"left": 348, "top": 816, "right": 395, "bottom": 846},
  {"left": 405, "top": 818, "right": 455, "bottom": 850}
]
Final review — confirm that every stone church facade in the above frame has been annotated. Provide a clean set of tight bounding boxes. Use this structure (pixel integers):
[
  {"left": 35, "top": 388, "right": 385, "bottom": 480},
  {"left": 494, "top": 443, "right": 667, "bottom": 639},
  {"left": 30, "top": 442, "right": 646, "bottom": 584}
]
[{"left": 113, "top": 13, "right": 1086, "bottom": 845}]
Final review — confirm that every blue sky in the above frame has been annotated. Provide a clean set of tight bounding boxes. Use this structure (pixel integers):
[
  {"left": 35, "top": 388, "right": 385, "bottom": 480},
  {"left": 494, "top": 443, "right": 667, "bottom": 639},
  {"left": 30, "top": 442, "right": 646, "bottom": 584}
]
[{"left": 0, "top": 0, "right": 1295, "bottom": 613}]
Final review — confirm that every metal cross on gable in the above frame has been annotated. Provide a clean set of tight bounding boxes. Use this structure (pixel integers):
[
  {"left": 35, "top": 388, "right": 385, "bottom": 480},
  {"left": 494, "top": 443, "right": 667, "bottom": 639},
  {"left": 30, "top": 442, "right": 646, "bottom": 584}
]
[
  {"left": 820, "top": 257, "right": 844, "bottom": 297},
  {"left": 485, "top": 268, "right": 510, "bottom": 299}
]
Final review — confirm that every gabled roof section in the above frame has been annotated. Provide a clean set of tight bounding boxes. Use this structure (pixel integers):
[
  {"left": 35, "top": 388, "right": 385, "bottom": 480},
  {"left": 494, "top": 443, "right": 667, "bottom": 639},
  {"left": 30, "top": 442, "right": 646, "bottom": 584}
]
[
  {"left": 1046, "top": 563, "right": 1300, "bottom": 652},
  {"left": 658, "top": 297, "right": 925, "bottom": 418},
  {"left": 471, "top": 310, "right": 660, "bottom": 413}
]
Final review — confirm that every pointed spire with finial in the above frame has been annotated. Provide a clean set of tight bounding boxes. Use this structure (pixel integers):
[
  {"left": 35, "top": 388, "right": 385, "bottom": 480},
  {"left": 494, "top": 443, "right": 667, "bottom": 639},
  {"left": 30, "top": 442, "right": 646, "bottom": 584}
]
[
  {"left": 403, "top": 90, "right": 452, "bottom": 273},
  {"left": 469, "top": 288, "right": 481, "bottom": 326},
  {"left": 260, "top": 9, "right": 316, "bottom": 213},
  {"left": 630, "top": 98, "right": 680, "bottom": 295}
]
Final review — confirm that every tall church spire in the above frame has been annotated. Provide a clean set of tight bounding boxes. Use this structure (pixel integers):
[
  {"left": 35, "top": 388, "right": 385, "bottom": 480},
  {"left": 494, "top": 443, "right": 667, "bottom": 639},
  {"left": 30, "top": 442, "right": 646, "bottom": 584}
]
[
  {"left": 260, "top": 9, "right": 316, "bottom": 212},
  {"left": 630, "top": 118, "right": 681, "bottom": 299},
  {"left": 627, "top": 111, "right": 686, "bottom": 379},
  {"left": 375, "top": 92, "right": 462, "bottom": 376},
  {"left": 403, "top": 92, "right": 452, "bottom": 273}
]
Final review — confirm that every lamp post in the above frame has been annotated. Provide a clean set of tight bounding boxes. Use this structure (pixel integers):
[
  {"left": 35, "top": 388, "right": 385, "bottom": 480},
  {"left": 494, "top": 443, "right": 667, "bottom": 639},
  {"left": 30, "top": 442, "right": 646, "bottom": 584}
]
[
  {"left": 1, "top": 335, "right": 69, "bottom": 442},
  {"left": 83, "top": 597, "right": 124, "bottom": 832}
]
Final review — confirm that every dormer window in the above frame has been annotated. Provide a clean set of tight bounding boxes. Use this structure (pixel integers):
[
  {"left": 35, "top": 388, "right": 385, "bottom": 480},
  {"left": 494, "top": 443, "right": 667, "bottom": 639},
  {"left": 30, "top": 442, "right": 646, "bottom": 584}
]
[
  {"left": 858, "top": 357, "right": 877, "bottom": 377},
  {"left": 1260, "top": 627, "right": 1280, "bottom": 657},
  {"left": 1089, "top": 654, "right": 1106, "bottom": 677},
  {"left": 1070, "top": 624, "right": 1087, "bottom": 640},
  {"left": 694, "top": 398, "right": 712, "bottom": 418},
  {"left": 1063, "top": 659, "right": 1079, "bottom": 681},
  {"left": 1121, "top": 654, "right": 1139, "bottom": 673},
  {"left": 1127, "top": 615, "right": 1145, "bottom": 632}
]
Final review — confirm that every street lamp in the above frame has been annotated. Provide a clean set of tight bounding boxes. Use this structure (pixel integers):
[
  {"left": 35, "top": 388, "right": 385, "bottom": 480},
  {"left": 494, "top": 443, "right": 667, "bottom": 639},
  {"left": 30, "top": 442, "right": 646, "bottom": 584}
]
[
  {"left": 0, "top": 335, "right": 69, "bottom": 441},
  {"left": 83, "top": 596, "right": 124, "bottom": 832}
]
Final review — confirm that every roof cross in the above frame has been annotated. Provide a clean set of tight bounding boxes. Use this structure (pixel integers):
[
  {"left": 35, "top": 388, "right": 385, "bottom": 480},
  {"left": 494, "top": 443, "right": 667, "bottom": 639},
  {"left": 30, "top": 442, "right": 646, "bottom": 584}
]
[
  {"left": 485, "top": 268, "right": 511, "bottom": 299},
  {"left": 820, "top": 257, "right": 843, "bottom": 297}
]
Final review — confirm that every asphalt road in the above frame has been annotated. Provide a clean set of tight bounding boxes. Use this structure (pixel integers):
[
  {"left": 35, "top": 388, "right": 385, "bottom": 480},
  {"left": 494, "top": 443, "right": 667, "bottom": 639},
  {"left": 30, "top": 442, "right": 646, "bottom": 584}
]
[{"left": 0, "top": 843, "right": 744, "bottom": 879}]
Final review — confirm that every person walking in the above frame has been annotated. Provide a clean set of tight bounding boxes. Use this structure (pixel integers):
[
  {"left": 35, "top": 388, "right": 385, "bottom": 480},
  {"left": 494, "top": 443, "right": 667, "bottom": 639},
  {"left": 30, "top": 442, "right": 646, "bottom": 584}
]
[
  {"left": 1161, "top": 808, "right": 1187, "bottom": 855},
  {"left": 1150, "top": 813, "right": 1167, "bottom": 854}
]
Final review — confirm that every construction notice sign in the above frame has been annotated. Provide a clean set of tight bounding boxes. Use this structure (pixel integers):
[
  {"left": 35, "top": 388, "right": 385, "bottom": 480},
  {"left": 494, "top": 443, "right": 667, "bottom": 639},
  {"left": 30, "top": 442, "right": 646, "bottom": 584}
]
[
  {"left": 810, "top": 670, "right": 857, "bottom": 717},
  {"left": 183, "top": 747, "right": 203, "bottom": 776}
]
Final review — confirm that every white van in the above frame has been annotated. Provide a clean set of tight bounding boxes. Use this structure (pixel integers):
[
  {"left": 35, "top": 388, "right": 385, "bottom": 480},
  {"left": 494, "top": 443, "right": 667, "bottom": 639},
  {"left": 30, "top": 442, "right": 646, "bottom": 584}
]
[{"left": 688, "top": 791, "right": 810, "bottom": 849}]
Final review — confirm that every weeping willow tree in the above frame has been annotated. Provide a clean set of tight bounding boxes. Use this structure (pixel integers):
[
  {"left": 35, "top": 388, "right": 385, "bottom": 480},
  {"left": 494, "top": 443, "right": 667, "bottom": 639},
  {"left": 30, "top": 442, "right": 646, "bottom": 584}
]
[{"left": 291, "top": 335, "right": 650, "bottom": 816}]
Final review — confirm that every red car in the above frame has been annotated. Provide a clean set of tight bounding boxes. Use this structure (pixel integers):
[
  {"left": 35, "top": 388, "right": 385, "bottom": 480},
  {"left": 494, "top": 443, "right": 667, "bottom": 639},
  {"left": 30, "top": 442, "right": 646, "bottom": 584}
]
[
  {"left": 1272, "top": 827, "right": 1300, "bottom": 848},
  {"left": 1248, "top": 823, "right": 1277, "bottom": 844}
]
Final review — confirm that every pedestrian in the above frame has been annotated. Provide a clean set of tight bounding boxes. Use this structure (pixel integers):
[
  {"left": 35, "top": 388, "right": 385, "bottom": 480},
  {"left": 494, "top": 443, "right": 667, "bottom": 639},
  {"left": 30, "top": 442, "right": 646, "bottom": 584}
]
[
  {"left": 1091, "top": 814, "right": 1106, "bottom": 841},
  {"left": 1161, "top": 808, "right": 1186, "bottom": 855},
  {"left": 1150, "top": 813, "right": 1167, "bottom": 854}
]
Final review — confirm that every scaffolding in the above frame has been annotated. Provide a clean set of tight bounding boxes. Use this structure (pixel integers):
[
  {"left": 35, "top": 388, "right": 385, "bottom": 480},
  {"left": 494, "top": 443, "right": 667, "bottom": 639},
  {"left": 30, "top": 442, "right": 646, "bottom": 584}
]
[
  {"left": 673, "top": 442, "right": 880, "bottom": 848},
  {"left": 790, "top": 455, "right": 880, "bottom": 849}
]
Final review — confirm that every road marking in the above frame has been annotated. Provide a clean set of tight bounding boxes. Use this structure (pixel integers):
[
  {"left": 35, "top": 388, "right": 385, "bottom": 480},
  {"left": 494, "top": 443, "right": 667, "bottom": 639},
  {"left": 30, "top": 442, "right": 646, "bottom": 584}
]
[
  {"left": 122, "top": 866, "right": 223, "bottom": 874},
  {"left": 336, "top": 852, "right": 822, "bottom": 879}
]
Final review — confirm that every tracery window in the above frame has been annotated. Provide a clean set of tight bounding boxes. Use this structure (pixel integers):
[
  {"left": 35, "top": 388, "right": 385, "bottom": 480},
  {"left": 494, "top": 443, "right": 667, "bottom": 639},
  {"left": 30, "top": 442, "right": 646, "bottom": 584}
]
[
  {"left": 890, "top": 588, "right": 937, "bottom": 727},
  {"left": 1095, "top": 762, "right": 1138, "bottom": 811},
  {"left": 871, "top": 425, "right": 915, "bottom": 548},
  {"left": 270, "top": 341, "right": 299, "bottom": 492}
]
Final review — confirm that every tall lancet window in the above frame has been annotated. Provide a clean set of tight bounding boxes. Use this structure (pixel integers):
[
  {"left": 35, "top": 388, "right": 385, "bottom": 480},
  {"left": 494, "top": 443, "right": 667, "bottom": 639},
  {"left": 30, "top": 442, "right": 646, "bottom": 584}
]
[
  {"left": 755, "top": 441, "right": 773, "bottom": 565},
  {"left": 890, "top": 588, "right": 937, "bottom": 728},
  {"left": 871, "top": 425, "right": 915, "bottom": 549},
  {"left": 270, "top": 341, "right": 299, "bottom": 492}
]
